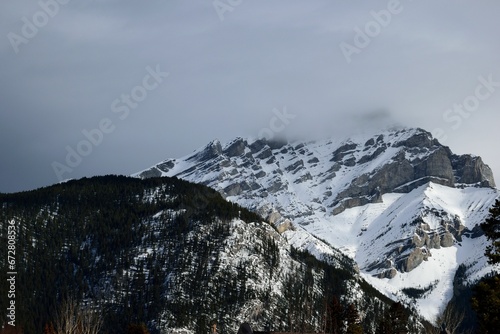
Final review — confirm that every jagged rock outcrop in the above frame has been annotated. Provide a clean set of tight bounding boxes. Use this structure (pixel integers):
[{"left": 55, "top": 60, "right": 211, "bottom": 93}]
[
  {"left": 413, "top": 147, "right": 454, "bottom": 187},
  {"left": 139, "top": 129, "right": 495, "bottom": 218},
  {"left": 224, "top": 138, "right": 247, "bottom": 157},
  {"left": 441, "top": 232, "right": 454, "bottom": 247},
  {"left": 452, "top": 155, "right": 496, "bottom": 187},
  {"left": 378, "top": 268, "right": 398, "bottom": 279},
  {"left": 405, "top": 248, "right": 429, "bottom": 272}
]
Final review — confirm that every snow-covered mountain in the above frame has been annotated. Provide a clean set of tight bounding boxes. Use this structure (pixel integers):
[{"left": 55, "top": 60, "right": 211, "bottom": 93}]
[{"left": 136, "top": 127, "right": 499, "bottom": 323}]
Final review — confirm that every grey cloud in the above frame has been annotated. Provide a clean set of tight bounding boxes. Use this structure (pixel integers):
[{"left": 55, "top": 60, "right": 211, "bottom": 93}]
[{"left": 0, "top": 0, "right": 499, "bottom": 192}]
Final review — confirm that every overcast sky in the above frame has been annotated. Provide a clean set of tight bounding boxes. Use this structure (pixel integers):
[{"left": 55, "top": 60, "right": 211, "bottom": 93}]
[{"left": 1, "top": 0, "right": 499, "bottom": 193}]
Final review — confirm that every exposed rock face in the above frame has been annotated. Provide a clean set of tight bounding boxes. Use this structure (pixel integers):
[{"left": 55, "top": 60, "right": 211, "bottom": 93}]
[
  {"left": 328, "top": 129, "right": 493, "bottom": 214},
  {"left": 413, "top": 147, "right": 454, "bottom": 187},
  {"left": 197, "top": 140, "right": 223, "bottom": 161},
  {"left": 137, "top": 129, "right": 496, "bottom": 238},
  {"left": 394, "top": 131, "right": 435, "bottom": 148},
  {"left": 370, "top": 212, "right": 467, "bottom": 274},
  {"left": 378, "top": 268, "right": 398, "bottom": 279},
  {"left": 257, "top": 206, "right": 293, "bottom": 233},
  {"left": 224, "top": 138, "right": 247, "bottom": 157},
  {"left": 405, "top": 248, "right": 428, "bottom": 272},
  {"left": 452, "top": 155, "right": 496, "bottom": 187},
  {"left": 429, "top": 233, "right": 441, "bottom": 249},
  {"left": 139, "top": 167, "right": 162, "bottom": 178},
  {"left": 139, "top": 129, "right": 495, "bottom": 217},
  {"left": 441, "top": 232, "right": 454, "bottom": 247}
]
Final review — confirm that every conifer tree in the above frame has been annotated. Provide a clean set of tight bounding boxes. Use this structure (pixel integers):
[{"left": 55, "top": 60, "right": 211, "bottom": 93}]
[
  {"left": 481, "top": 199, "right": 500, "bottom": 264},
  {"left": 345, "top": 303, "right": 363, "bottom": 334},
  {"left": 375, "top": 302, "right": 407, "bottom": 334},
  {"left": 472, "top": 200, "right": 500, "bottom": 333}
]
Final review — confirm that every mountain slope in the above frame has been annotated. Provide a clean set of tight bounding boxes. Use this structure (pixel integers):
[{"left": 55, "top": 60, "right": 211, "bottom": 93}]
[
  {"left": 136, "top": 127, "right": 499, "bottom": 322},
  {"left": 1, "top": 176, "right": 419, "bottom": 333}
]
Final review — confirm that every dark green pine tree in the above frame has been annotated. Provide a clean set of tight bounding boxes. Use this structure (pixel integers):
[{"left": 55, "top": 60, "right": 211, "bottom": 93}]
[
  {"left": 472, "top": 276, "right": 500, "bottom": 333},
  {"left": 344, "top": 303, "right": 363, "bottom": 334},
  {"left": 472, "top": 199, "right": 500, "bottom": 333},
  {"left": 375, "top": 302, "right": 407, "bottom": 334},
  {"left": 375, "top": 317, "right": 391, "bottom": 334},
  {"left": 481, "top": 199, "right": 500, "bottom": 264}
]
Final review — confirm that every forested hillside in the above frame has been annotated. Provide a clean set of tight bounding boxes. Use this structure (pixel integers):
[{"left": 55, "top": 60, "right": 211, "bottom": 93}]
[{"left": 0, "top": 176, "right": 424, "bottom": 333}]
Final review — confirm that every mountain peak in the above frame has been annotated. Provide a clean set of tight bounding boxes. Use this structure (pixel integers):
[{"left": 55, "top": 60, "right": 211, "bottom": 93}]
[{"left": 134, "top": 126, "right": 498, "bottom": 322}]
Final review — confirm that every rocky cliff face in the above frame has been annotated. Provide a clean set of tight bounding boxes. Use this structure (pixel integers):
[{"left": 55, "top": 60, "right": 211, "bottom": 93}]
[{"left": 138, "top": 128, "right": 495, "bottom": 216}]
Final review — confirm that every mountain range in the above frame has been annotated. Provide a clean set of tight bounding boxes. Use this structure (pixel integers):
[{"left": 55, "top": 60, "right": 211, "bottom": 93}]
[{"left": 136, "top": 127, "right": 499, "bottom": 323}]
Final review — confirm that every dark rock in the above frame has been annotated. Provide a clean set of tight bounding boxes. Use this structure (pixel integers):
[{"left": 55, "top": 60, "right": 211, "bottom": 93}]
[
  {"left": 365, "top": 138, "right": 375, "bottom": 146},
  {"left": 224, "top": 138, "right": 247, "bottom": 157},
  {"left": 357, "top": 146, "right": 387, "bottom": 164},
  {"left": 198, "top": 140, "right": 223, "bottom": 161},
  {"left": 332, "top": 195, "right": 380, "bottom": 215},
  {"left": 343, "top": 157, "right": 356, "bottom": 166},
  {"left": 255, "top": 171, "right": 266, "bottom": 178},
  {"left": 157, "top": 160, "right": 175, "bottom": 172},
  {"left": 139, "top": 167, "right": 162, "bottom": 178},
  {"left": 413, "top": 147, "right": 454, "bottom": 187},
  {"left": 249, "top": 139, "right": 267, "bottom": 153},
  {"left": 268, "top": 181, "right": 284, "bottom": 193},
  {"left": 285, "top": 160, "right": 304, "bottom": 173},
  {"left": 371, "top": 160, "right": 415, "bottom": 193},
  {"left": 257, "top": 148, "right": 273, "bottom": 160},
  {"left": 452, "top": 155, "right": 496, "bottom": 187},
  {"left": 266, "top": 156, "right": 276, "bottom": 164},
  {"left": 294, "top": 172, "right": 313, "bottom": 184},
  {"left": 331, "top": 142, "right": 358, "bottom": 162},
  {"left": 330, "top": 159, "right": 414, "bottom": 214},
  {"left": 395, "top": 129, "right": 433, "bottom": 148},
  {"left": 378, "top": 268, "right": 397, "bottom": 279},
  {"left": 308, "top": 157, "right": 320, "bottom": 164}
]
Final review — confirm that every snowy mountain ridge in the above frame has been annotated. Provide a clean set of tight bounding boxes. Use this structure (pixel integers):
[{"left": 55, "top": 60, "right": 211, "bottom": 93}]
[{"left": 135, "top": 127, "right": 499, "bottom": 322}]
